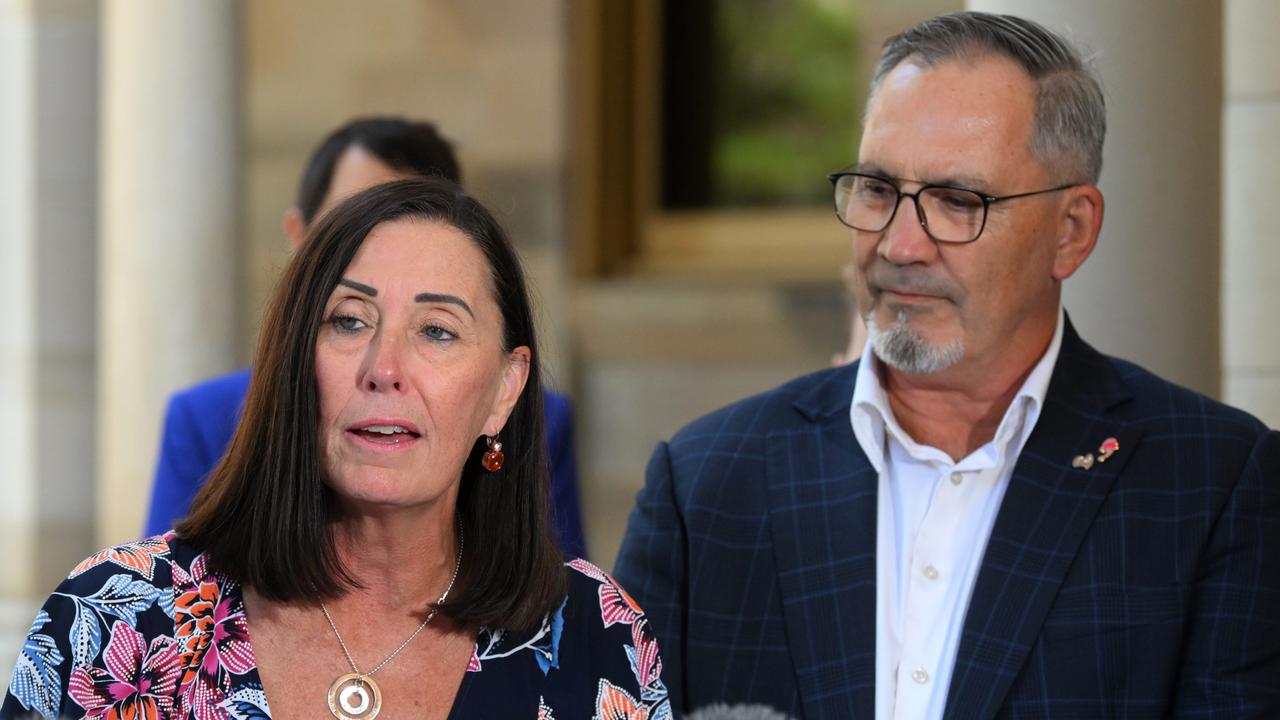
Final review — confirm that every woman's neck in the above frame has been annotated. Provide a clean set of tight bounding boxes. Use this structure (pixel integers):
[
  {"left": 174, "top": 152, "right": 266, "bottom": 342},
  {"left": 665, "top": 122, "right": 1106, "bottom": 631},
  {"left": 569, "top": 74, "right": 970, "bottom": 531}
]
[{"left": 328, "top": 505, "right": 461, "bottom": 614}]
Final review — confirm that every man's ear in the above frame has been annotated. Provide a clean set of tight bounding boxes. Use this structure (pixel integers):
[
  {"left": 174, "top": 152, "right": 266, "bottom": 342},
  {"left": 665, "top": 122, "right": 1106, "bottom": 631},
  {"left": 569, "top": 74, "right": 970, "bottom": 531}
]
[
  {"left": 484, "top": 346, "right": 531, "bottom": 436},
  {"left": 1052, "top": 184, "right": 1105, "bottom": 281},
  {"left": 283, "top": 207, "right": 307, "bottom": 249}
]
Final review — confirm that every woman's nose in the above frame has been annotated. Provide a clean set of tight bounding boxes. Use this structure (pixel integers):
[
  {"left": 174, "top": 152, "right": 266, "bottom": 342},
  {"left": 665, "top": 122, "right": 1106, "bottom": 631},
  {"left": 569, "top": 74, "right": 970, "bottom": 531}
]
[{"left": 362, "top": 335, "right": 404, "bottom": 392}]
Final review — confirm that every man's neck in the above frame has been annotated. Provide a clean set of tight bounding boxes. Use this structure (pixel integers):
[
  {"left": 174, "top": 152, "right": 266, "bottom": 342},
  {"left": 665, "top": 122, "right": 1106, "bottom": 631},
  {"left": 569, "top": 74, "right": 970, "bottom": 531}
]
[
  {"left": 882, "top": 361, "right": 1034, "bottom": 461},
  {"left": 877, "top": 314, "right": 1059, "bottom": 461}
]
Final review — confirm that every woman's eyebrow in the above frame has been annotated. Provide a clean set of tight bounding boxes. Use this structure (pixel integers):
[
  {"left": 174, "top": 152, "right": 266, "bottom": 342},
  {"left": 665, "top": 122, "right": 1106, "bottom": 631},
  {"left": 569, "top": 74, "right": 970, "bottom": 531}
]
[
  {"left": 338, "top": 278, "right": 378, "bottom": 296},
  {"left": 416, "top": 292, "right": 474, "bottom": 318}
]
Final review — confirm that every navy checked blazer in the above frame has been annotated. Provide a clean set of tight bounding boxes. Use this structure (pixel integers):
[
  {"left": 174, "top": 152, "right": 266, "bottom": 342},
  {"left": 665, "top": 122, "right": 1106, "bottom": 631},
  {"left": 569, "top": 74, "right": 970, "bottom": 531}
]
[{"left": 614, "top": 320, "right": 1280, "bottom": 719}]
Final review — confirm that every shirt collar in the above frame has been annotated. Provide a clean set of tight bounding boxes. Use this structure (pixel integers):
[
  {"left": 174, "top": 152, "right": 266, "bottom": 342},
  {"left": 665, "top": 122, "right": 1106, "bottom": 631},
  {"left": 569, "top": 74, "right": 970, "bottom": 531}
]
[{"left": 850, "top": 305, "right": 1065, "bottom": 471}]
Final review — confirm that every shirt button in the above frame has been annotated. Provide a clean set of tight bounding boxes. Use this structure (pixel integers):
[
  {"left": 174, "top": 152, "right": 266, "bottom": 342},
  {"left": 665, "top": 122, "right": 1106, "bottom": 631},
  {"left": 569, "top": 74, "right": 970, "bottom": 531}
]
[
  {"left": 950, "top": 472, "right": 963, "bottom": 485},
  {"left": 923, "top": 565, "right": 939, "bottom": 580},
  {"left": 912, "top": 667, "right": 930, "bottom": 684}
]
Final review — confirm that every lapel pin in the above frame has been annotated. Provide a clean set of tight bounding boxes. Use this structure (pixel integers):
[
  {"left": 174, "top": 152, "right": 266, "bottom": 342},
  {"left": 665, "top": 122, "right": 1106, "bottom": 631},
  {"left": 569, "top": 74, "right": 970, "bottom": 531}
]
[
  {"left": 1096, "top": 437, "right": 1120, "bottom": 463},
  {"left": 1072, "top": 453, "right": 1095, "bottom": 470}
]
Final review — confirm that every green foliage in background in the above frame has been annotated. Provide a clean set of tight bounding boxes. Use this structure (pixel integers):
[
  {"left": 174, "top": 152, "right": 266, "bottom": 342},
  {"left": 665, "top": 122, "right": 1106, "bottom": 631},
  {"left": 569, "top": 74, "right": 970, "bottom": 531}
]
[{"left": 712, "top": 0, "right": 859, "bottom": 207}]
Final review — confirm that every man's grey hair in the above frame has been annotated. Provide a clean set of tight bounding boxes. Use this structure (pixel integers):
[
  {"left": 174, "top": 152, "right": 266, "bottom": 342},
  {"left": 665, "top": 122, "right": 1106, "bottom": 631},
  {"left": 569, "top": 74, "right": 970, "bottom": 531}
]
[{"left": 868, "top": 11, "right": 1106, "bottom": 184}]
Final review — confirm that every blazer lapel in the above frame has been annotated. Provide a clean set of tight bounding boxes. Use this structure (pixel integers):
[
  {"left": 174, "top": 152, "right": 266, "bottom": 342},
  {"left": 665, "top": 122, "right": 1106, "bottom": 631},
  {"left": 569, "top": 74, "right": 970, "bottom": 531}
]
[
  {"left": 944, "top": 320, "right": 1144, "bottom": 719},
  {"left": 767, "top": 364, "right": 878, "bottom": 719}
]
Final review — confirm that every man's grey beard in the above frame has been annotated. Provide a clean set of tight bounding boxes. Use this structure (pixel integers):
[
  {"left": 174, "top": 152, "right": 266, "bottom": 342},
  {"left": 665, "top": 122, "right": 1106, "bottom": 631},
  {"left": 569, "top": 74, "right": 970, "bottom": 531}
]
[{"left": 866, "top": 309, "right": 964, "bottom": 375}]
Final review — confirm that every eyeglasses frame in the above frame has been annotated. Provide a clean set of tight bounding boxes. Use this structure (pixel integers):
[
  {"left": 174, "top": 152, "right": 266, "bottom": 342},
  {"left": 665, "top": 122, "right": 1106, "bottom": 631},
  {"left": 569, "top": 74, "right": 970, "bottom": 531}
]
[{"left": 826, "top": 171, "right": 1081, "bottom": 244}]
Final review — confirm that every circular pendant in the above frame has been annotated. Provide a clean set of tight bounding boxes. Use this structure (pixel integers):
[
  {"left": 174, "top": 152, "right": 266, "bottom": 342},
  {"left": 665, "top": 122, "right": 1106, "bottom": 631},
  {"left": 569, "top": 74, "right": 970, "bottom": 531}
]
[{"left": 327, "top": 673, "right": 382, "bottom": 720}]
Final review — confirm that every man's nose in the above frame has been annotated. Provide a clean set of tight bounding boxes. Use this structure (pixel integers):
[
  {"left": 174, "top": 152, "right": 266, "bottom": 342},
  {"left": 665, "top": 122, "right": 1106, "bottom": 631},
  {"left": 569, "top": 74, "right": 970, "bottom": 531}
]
[{"left": 877, "top": 193, "right": 938, "bottom": 266}]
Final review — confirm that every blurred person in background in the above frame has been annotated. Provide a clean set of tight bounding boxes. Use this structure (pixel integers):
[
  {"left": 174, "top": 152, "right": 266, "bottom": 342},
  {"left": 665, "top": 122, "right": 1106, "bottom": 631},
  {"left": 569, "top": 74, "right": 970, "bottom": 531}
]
[
  {"left": 144, "top": 116, "right": 587, "bottom": 560},
  {"left": 616, "top": 10, "right": 1279, "bottom": 718},
  {"left": 4, "top": 179, "right": 667, "bottom": 719},
  {"left": 832, "top": 263, "right": 869, "bottom": 366}
]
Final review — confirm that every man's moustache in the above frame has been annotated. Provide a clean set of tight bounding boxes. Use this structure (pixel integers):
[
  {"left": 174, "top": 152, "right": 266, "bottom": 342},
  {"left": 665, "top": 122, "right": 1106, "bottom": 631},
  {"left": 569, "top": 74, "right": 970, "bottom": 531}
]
[{"left": 866, "top": 264, "right": 957, "bottom": 300}]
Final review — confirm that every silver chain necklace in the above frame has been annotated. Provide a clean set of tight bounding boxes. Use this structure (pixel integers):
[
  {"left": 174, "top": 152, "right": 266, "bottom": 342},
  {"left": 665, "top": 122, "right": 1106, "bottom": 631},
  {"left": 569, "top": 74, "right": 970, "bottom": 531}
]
[{"left": 321, "top": 526, "right": 463, "bottom": 720}]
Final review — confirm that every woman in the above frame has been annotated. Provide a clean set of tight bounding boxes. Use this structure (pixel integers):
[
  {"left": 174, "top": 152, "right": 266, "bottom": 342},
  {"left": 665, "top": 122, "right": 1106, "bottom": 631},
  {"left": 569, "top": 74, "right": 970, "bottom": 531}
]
[{"left": 3, "top": 179, "right": 669, "bottom": 719}]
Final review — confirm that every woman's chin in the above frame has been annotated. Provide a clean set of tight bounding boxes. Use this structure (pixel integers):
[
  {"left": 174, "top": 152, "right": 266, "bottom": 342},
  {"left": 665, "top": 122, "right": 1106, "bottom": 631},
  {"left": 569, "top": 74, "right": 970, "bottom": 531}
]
[{"left": 329, "top": 472, "right": 453, "bottom": 514}]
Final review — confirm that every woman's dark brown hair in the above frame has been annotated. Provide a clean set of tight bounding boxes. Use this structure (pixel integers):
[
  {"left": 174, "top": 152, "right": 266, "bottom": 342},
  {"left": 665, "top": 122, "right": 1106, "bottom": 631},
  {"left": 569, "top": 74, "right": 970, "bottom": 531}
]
[{"left": 177, "top": 178, "right": 566, "bottom": 631}]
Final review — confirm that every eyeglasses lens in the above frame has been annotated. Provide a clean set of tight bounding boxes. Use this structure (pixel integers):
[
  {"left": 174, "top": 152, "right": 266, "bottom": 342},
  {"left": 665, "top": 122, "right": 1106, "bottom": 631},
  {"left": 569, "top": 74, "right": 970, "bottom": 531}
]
[{"left": 834, "top": 174, "right": 985, "bottom": 243}]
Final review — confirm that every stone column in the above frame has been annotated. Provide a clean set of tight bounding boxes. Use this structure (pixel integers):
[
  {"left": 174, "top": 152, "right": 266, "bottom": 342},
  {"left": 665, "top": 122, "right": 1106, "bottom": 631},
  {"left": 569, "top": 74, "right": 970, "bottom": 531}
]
[
  {"left": 1222, "top": 0, "right": 1280, "bottom": 427},
  {"left": 968, "top": 0, "right": 1223, "bottom": 396},
  {"left": 98, "top": 0, "right": 239, "bottom": 547},
  {"left": 0, "top": 0, "right": 100, "bottom": 683}
]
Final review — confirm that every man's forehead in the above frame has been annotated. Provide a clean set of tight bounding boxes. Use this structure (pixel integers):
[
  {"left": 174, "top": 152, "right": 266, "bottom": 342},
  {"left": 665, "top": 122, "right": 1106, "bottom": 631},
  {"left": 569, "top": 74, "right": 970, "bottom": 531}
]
[
  {"left": 858, "top": 54, "right": 1038, "bottom": 182},
  {"left": 876, "top": 57, "right": 930, "bottom": 93},
  {"left": 853, "top": 161, "right": 992, "bottom": 190},
  {"left": 872, "top": 53, "right": 1038, "bottom": 106},
  {"left": 322, "top": 146, "right": 413, "bottom": 215}
]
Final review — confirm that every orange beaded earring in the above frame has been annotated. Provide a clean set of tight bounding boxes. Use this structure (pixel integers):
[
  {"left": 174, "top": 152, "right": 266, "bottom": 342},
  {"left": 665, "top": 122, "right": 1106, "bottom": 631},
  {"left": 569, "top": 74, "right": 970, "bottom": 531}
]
[{"left": 481, "top": 436, "right": 505, "bottom": 472}]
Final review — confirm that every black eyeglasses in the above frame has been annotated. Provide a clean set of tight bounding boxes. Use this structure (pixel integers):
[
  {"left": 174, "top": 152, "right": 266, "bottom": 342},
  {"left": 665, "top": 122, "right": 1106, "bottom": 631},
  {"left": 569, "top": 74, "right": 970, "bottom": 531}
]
[{"left": 827, "top": 171, "right": 1079, "bottom": 243}]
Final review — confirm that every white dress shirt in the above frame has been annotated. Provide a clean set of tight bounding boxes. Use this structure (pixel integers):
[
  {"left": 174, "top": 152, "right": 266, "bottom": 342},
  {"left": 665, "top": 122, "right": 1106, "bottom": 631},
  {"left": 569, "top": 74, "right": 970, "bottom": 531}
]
[{"left": 851, "top": 308, "right": 1064, "bottom": 720}]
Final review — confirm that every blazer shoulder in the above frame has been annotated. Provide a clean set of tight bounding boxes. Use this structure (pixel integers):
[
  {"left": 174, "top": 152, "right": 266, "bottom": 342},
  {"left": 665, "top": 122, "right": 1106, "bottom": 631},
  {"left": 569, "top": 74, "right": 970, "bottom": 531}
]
[
  {"left": 542, "top": 387, "right": 572, "bottom": 427},
  {"left": 668, "top": 363, "right": 856, "bottom": 454},
  {"left": 1106, "top": 355, "right": 1270, "bottom": 439},
  {"left": 540, "top": 388, "right": 576, "bottom": 480},
  {"left": 169, "top": 368, "right": 252, "bottom": 417}
]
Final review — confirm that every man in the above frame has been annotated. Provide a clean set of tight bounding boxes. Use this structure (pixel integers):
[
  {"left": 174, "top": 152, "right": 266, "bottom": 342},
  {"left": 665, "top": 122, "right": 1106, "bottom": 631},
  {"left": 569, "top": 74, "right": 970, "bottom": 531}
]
[
  {"left": 615, "top": 12, "right": 1279, "bottom": 719},
  {"left": 144, "top": 117, "right": 587, "bottom": 559}
]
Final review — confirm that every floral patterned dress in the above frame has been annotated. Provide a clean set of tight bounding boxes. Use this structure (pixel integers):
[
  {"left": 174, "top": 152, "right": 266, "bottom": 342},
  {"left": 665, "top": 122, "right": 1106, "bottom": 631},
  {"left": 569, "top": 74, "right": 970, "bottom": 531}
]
[{"left": 2, "top": 533, "right": 670, "bottom": 719}]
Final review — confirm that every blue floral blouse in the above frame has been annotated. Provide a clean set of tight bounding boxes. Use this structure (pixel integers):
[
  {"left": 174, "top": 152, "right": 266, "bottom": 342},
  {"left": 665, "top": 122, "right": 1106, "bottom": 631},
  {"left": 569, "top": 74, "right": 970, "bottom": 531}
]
[{"left": 2, "top": 533, "right": 670, "bottom": 719}]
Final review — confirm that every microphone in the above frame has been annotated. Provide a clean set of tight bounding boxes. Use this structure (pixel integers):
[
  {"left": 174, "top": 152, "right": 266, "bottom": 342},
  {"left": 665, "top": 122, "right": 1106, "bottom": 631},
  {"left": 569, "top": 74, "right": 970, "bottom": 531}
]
[{"left": 685, "top": 704, "right": 796, "bottom": 720}]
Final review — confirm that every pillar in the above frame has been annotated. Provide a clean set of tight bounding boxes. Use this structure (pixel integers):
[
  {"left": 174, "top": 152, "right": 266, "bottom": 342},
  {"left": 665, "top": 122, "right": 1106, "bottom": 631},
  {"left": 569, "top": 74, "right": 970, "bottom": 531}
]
[
  {"left": 98, "top": 0, "right": 239, "bottom": 547},
  {"left": 0, "top": 0, "right": 100, "bottom": 683},
  {"left": 968, "top": 0, "right": 1223, "bottom": 396},
  {"left": 1222, "top": 0, "right": 1280, "bottom": 427}
]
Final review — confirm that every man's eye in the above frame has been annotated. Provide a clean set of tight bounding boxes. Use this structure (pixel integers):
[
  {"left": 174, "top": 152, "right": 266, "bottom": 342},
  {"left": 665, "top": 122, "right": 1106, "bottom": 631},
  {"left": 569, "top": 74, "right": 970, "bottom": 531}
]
[
  {"left": 857, "top": 179, "right": 894, "bottom": 197},
  {"left": 933, "top": 189, "right": 983, "bottom": 211},
  {"left": 329, "top": 315, "right": 368, "bottom": 333}
]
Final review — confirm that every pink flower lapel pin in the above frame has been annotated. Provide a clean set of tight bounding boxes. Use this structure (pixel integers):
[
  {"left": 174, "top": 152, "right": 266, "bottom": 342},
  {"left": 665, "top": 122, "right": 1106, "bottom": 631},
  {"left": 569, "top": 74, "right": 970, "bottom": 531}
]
[{"left": 1096, "top": 436, "right": 1120, "bottom": 463}]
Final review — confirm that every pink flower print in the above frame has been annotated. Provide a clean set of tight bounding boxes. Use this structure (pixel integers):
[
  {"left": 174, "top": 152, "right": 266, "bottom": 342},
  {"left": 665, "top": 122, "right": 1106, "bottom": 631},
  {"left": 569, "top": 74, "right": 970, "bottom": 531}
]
[
  {"left": 598, "top": 577, "right": 644, "bottom": 628},
  {"left": 174, "top": 563, "right": 253, "bottom": 720},
  {"left": 569, "top": 559, "right": 644, "bottom": 627},
  {"left": 629, "top": 619, "right": 662, "bottom": 689},
  {"left": 71, "top": 538, "right": 170, "bottom": 582},
  {"left": 595, "top": 679, "right": 650, "bottom": 720},
  {"left": 568, "top": 558, "right": 607, "bottom": 582},
  {"left": 67, "top": 620, "right": 179, "bottom": 720}
]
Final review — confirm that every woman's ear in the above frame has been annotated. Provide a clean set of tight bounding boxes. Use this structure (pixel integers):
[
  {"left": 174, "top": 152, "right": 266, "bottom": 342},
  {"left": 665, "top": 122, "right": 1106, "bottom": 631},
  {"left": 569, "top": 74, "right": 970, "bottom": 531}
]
[
  {"left": 1052, "top": 184, "right": 1105, "bottom": 281},
  {"left": 484, "top": 346, "right": 531, "bottom": 436}
]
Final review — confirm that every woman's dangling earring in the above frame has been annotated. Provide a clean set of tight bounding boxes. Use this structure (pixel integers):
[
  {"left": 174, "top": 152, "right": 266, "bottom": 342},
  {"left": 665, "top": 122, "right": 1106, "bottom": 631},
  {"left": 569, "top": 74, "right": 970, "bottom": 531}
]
[{"left": 481, "top": 436, "right": 505, "bottom": 472}]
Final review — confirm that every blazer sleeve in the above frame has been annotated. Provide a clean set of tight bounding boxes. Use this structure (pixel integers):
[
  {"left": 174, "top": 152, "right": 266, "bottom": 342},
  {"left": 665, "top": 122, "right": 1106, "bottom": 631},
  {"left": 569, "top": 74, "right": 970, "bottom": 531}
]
[
  {"left": 545, "top": 392, "right": 588, "bottom": 560},
  {"left": 1173, "top": 429, "right": 1280, "bottom": 716},
  {"left": 142, "top": 392, "right": 213, "bottom": 538},
  {"left": 613, "top": 441, "right": 688, "bottom": 714}
]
